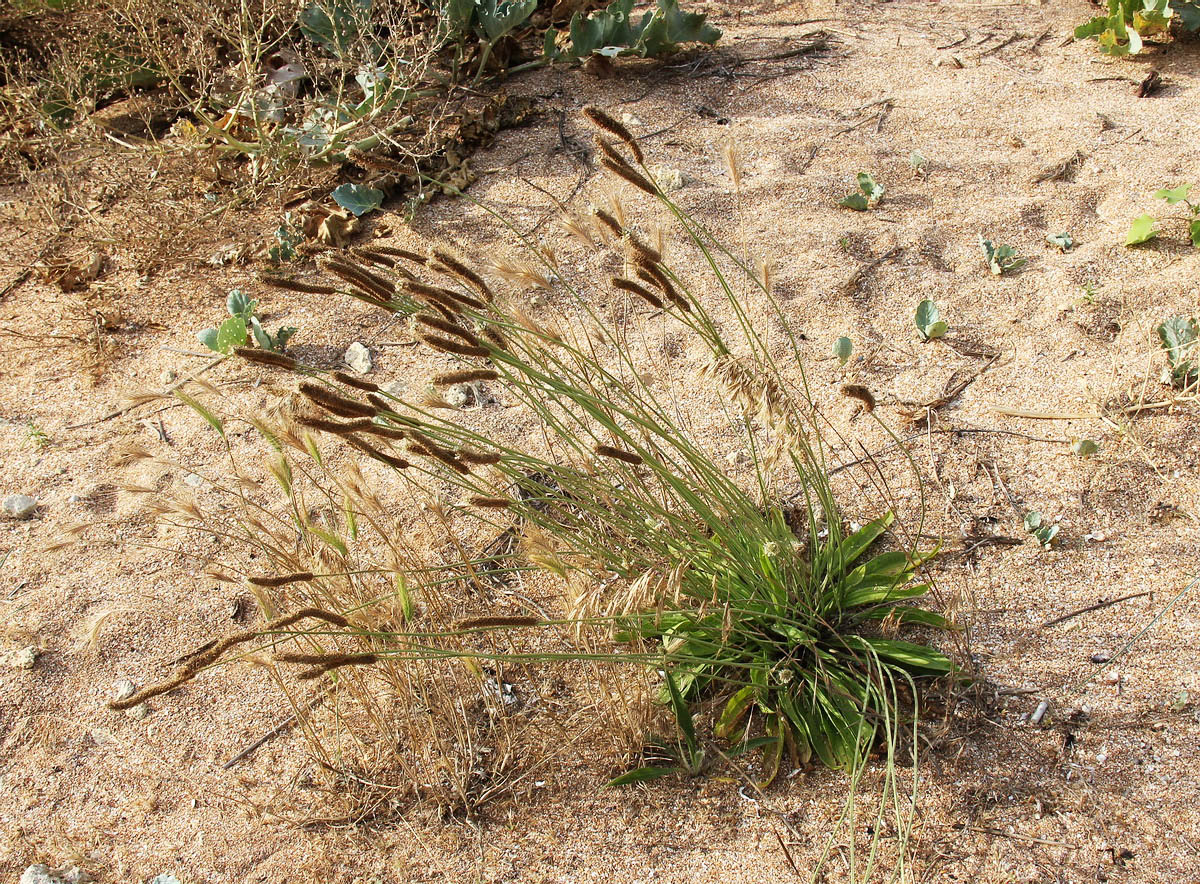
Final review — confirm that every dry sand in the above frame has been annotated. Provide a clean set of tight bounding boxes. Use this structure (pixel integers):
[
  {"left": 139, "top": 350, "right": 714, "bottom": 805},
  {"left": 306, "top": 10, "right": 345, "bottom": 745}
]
[{"left": 2, "top": 1, "right": 1199, "bottom": 881}]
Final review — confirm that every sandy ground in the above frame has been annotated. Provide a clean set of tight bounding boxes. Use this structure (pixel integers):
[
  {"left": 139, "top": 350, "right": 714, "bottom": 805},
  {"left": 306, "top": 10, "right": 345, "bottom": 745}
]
[{"left": 2, "top": 0, "right": 1199, "bottom": 881}]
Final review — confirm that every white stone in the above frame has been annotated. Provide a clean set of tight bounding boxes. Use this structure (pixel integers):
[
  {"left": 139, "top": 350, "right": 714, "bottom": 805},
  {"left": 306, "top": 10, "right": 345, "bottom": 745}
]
[
  {"left": 344, "top": 342, "right": 372, "bottom": 374},
  {"left": 3, "top": 494, "right": 37, "bottom": 519}
]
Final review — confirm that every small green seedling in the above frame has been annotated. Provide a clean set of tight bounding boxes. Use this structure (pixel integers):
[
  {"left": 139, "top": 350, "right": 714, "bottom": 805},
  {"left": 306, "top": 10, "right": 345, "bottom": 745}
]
[
  {"left": 269, "top": 213, "right": 304, "bottom": 263},
  {"left": 1024, "top": 511, "right": 1060, "bottom": 549},
  {"left": 1126, "top": 185, "right": 1200, "bottom": 248},
  {"left": 833, "top": 336, "right": 853, "bottom": 365},
  {"left": 838, "top": 172, "right": 884, "bottom": 211},
  {"left": 1070, "top": 439, "right": 1099, "bottom": 457},
  {"left": 199, "top": 290, "right": 297, "bottom": 355},
  {"left": 1156, "top": 316, "right": 1198, "bottom": 387},
  {"left": 1046, "top": 232, "right": 1074, "bottom": 252},
  {"left": 909, "top": 150, "right": 927, "bottom": 177},
  {"left": 980, "top": 237, "right": 1025, "bottom": 275},
  {"left": 914, "top": 299, "right": 947, "bottom": 342},
  {"left": 26, "top": 421, "right": 50, "bottom": 450}
]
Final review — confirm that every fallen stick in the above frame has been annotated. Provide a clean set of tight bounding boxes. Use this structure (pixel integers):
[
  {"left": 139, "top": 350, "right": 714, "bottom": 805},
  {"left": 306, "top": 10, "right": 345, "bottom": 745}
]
[
  {"left": 993, "top": 407, "right": 1100, "bottom": 420},
  {"left": 1041, "top": 591, "right": 1152, "bottom": 629},
  {"left": 222, "top": 692, "right": 327, "bottom": 769},
  {"left": 842, "top": 246, "right": 901, "bottom": 297}
]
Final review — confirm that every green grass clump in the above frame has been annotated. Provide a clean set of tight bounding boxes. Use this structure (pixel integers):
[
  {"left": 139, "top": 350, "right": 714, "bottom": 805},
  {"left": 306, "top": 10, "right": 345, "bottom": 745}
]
[{"left": 134, "top": 105, "right": 954, "bottom": 869}]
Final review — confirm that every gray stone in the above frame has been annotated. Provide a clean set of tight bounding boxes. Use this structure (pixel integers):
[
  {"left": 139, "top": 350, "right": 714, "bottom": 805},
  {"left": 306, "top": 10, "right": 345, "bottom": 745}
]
[
  {"left": 344, "top": 342, "right": 372, "bottom": 374},
  {"left": 20, "top": 865, "right": 92, "bottom": 884},
  {"left": 3, "top": 495, "right": 37, "bottom": 519}
]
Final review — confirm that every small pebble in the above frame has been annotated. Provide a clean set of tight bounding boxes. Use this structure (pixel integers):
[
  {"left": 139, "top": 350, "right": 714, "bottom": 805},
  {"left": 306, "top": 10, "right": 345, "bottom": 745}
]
[
  {"left": 3, "top": 494, "right": 38, "bottom": 519},
  {"left": 1031, "top": 699, "right": 1049, "bottom": 725},
  {"left": 182, "top": 473, "right": 204, "bottom": 488},
  {"left": 445, "top": 383, "right": 474, "bottom": 408},
  {"left": 160, "top": 369, "right": 178, "bottom": 385},
  {"left": 113, "top": 679, "right": 137, "bottom": 702},
  {"left": 647, "top": 165, "right": 686, "bottom": 193},
  {"left": 126, "top": 703, "right": 151, "bottom": 720},
  {"left": 1091, "top": 652, "right": 1111, "bottom": 664},
  {"left": 1101, "top": 669, "right": 1121, "bottom": 685},
  {"left": 344, "top": 341, "right": 373, "bottom": 374}
]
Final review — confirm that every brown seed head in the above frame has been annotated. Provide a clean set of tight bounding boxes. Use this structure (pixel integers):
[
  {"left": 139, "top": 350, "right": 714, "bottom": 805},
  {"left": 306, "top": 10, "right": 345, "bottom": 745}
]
[
  {"left": 601, "top": 157, "right": 658, "bottom": 196},
  {"left": 234, "top": 348, "right": 297, "bottom": 370},
  {"left": 248, "top": 571, "right": 315, "bottom": 587},
  {"left": 582, "top": 106, "right": 644, "bottom": 164},
  {"left": 416, "top": 313, "right": 481, "bottom": 347},
  {"left": 433, "top": 368, "right": 499, "bottom": 385},
  {"left": 300, "top": 382, "right": 377, "bottom": 419},
  {"left": 332, "top": 371, "right": 380, "bottom": 392},
  {"left": 594, "top": 444, "right": 644, "bottom": 465},
  {"left": 419, "top": 334, "right": 490, "bottom": 359},
  {"left": 431, "top": 249, "right": 493, "bottom": 301},
  {"left": 840, "top": 384, "right": 876, "bottom": 412},
  {"left": 611, "top": 277, "right": 663, "bottom": 310}
]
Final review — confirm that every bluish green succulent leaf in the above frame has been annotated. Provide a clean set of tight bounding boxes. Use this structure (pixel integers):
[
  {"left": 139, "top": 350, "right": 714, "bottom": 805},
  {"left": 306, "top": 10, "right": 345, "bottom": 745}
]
[
  {"left": 332, "top": 182, "right": 384, "bottom": 216},
  {"left": 1173, "top": 0, "right": 1200, "bottom": 31},
  {"left": 250, "top": 316, "right": 273, "bottom": 350},
  {"left": 1047, "top": 231, "right": 1074, "bottom": 251},
  {"left": 915, "top": 299, "right": 945, "bottom": 339},
  {"left": 274, "top": 326, "right": 298, "bottom": 350},
  {"left": 476, "top": 0, "right": 537, "bottom": 42},
  {"left": 227, "top": 289, "right": 255, "bottom": 319},
  {"left": 838, "top": 192, "right": 869, "bottom": 211},
  {"left": 299, "top": 0, "right": 371, "bottom": 56},
  {"left": 1070, "top": 439, "right": 1099, "bottom": 457},
  {"left": 1074, "top": 15, "right": 1115, "bottom": 38},
  {"left": 856, "top": 171, "right": 885, "bottom": 201},
  {"left": 197, "top": 328, "right": 220, "bottom": 352},
  {"left": 833, "top": 335, "right": 853, "bottom": 365},
  {"left": 1156, "top": 316, "right": 1199, "bottom": 384}
]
